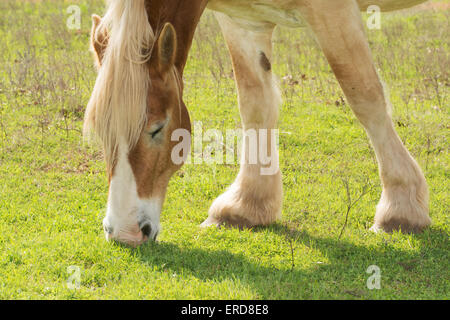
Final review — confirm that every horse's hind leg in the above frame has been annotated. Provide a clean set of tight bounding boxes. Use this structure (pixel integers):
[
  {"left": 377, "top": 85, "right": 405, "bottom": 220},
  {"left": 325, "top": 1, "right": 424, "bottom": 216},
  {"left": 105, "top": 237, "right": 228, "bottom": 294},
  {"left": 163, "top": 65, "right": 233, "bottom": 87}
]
[
  {"left": 298, "top": 0, "right": 431, "bottom": 232},
  {"left": 201, "top": 12, "right": 282, "bottom": 228}
]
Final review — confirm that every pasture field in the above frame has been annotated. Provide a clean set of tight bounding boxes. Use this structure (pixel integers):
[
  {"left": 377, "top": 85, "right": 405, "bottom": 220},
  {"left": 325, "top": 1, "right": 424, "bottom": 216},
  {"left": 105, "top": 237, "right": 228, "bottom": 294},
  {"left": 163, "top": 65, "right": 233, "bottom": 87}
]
[{"left": 0, "top": 0, "right": 448, "bottom": 299}]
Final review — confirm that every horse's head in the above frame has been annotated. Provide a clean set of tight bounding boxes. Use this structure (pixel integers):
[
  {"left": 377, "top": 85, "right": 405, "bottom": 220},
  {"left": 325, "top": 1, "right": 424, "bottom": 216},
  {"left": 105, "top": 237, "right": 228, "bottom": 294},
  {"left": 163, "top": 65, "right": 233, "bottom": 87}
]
[{"left": 85, "top": 2, "right": 191, "bottom": 246}]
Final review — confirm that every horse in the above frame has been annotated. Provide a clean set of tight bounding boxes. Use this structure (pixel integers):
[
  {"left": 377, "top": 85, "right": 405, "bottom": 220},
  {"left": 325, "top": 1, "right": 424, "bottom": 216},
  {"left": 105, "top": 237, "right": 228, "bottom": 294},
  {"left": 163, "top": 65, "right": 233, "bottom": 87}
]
[{"left": 85, "top": 0, "right": 432, "bottom": 247}]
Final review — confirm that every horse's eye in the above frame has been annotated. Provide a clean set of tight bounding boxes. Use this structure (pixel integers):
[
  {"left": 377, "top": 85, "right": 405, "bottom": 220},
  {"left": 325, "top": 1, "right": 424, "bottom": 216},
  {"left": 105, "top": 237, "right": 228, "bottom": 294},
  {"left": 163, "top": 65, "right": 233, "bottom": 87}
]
[{"left": 149, "top": 122, "right": 165, "bottom": 139}]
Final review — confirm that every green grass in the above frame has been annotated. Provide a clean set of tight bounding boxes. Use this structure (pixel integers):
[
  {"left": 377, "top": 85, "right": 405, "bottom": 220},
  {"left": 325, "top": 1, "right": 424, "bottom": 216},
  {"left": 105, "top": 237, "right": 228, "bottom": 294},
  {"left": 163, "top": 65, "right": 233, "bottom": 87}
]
[{"left": 0, "top": 0, "right": 448, "bottom": 299}]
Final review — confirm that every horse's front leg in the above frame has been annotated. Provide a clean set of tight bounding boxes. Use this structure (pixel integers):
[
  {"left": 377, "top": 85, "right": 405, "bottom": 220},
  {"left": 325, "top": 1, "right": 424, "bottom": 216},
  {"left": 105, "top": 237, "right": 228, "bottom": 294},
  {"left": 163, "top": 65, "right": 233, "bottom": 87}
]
[
  {"left": 298, "top": 0, "right": 431, "bottom": 232},
  {"left": 201, "top": 12, "right": 283, "bottom": 228}
]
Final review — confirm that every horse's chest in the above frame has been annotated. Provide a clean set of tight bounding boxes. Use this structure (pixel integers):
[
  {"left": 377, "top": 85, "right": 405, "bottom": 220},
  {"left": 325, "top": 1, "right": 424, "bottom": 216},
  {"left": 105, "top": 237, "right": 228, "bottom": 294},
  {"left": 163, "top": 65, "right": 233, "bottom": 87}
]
[{"left": 207, "top": 0, "right": 306, "bottom": 28}]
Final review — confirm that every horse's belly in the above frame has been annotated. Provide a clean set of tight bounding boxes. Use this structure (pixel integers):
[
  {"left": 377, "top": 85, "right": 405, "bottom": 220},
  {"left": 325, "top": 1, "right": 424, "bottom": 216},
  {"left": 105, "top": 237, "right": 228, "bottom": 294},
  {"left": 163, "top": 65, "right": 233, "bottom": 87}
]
[
  {"left": 207, "top": 0, "right": 428, "bottom": 27},
  {"left": 357, "top": 0, "right": 427, "bottom": 12},
  {"left": 207, "top": 0, "right": 306, "bottom": 28}
]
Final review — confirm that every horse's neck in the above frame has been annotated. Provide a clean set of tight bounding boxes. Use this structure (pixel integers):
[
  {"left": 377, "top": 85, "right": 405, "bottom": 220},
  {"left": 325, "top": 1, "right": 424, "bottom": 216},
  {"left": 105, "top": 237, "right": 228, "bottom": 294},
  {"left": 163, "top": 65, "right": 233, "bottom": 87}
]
[{"left": 147, "top": 0, "right": 208, "bottom": 74}]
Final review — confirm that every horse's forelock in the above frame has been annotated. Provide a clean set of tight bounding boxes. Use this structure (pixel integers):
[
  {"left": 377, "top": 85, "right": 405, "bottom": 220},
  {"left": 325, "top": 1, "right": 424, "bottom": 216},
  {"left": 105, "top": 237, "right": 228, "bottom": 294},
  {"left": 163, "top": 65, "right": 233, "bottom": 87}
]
[{"left": 84, "top": 0, "right": 154, "bottom": 168}]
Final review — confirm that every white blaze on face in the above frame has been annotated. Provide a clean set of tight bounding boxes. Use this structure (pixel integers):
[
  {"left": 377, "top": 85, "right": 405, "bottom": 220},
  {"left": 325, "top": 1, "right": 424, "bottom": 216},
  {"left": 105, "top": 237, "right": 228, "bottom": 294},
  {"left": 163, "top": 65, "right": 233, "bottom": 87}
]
[{"left": 104, "top": 139, "right": 161, "bottom": 244}]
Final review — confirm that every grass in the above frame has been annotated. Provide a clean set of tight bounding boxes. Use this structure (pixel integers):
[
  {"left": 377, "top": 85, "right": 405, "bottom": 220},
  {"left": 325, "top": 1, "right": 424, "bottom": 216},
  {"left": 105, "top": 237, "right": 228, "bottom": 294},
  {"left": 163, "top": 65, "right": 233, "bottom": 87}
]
[{"left": 0, "top": 0, "right": 448, "bottom": 299}]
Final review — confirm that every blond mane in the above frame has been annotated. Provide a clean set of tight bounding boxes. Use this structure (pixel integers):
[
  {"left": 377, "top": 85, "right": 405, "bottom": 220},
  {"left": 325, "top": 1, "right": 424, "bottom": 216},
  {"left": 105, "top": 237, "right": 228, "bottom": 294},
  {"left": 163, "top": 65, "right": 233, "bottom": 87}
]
[{"left": 84, "top": 0, "right": 154, "bottom": 167}]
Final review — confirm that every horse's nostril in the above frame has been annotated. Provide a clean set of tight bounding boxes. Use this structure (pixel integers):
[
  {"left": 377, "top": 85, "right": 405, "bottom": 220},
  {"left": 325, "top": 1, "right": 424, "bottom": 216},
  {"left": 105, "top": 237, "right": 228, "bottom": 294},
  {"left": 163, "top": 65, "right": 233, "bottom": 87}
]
[
  {"left": 104, "top": 224, "right": 113, "bottom": 235},
  {"left": 140, "top": 223, "right": 152, "bottom": 238}
]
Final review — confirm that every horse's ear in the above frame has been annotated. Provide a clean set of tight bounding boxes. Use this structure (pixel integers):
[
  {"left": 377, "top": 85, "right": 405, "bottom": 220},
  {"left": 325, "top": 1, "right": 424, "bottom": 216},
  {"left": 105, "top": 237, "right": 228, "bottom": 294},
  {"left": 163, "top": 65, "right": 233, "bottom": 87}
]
[
  {"left": 90, "top": 14, "right": 108, "bottom": 68},
  {"left": 156, "top": 23, "right": 177, "bottom": 74}
]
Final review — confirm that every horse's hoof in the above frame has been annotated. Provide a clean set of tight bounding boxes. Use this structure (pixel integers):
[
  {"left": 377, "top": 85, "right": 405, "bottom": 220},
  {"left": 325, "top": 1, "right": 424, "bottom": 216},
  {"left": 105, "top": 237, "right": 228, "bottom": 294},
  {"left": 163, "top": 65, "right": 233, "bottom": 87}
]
[{"left": 200, "top": 216, "right": 222, "bottom": 228}]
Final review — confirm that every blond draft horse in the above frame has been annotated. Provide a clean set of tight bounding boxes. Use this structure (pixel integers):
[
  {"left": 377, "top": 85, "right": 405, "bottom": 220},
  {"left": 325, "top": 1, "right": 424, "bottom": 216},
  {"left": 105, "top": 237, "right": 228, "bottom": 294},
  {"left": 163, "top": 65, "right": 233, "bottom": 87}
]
[{"left": 86, "top": 0, "right": 431, "bottom": 247}]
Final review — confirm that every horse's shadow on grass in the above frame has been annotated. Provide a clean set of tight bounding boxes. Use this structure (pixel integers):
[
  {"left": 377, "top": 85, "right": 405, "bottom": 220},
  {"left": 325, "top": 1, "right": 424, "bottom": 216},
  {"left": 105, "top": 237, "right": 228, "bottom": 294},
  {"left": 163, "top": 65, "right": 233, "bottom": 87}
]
[{"left": 133, "top": 224, "right": 448, "bottom": 298}]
